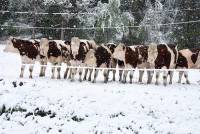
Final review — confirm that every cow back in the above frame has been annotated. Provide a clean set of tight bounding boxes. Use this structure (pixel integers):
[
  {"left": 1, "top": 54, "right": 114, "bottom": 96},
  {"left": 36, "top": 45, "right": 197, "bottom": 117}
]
[
  {"left": 12, "top": 38, "right": 40, "bottom": 59},
  {"left": 125, "top": 47, "right": 139, "bottom": 68},
  {"left": 95, "top": 45, "right": 112, "bottom": 68}
]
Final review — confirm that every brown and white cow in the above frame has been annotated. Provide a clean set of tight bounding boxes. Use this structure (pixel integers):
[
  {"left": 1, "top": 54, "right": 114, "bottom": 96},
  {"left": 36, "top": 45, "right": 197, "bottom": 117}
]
[
  {"left": 84, "top": 44, "right": 113, "bottom": 83},
  {"left": 113, "top": 43, "right": 178, "bottom": 86},
  {"left": 40, "top": 38, "right": 71, "bottom": 79},
  {"left": 176, "top": 48, "right": 200, "bottom": 84},
  {"left": 69, "top": 37, "right": 97, "bottom": 82},
  {"left": 3, "top": 37, "right": 43, "bottom": 78},
  {"left": 106, "top": 43, "right": 125, "bottom": 82}
]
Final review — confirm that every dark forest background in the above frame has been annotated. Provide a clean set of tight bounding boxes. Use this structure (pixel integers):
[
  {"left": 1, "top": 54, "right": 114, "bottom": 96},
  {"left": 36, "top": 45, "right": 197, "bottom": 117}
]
[{"left": 0, "top": 0, "right": 199, "bottom": 48}]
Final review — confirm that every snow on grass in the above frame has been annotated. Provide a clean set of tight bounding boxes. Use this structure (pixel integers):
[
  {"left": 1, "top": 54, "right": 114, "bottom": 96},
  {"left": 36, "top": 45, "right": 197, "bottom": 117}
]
[{"left": 0, "top": 45, "right": 200, "bottom": 134}]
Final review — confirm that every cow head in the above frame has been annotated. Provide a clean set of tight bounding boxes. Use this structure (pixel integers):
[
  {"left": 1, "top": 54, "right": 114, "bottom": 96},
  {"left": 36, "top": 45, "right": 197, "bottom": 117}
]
[
  {"left": 70, "top": 37, "right": 81, "bottom": 59},
  {"left": 88, "top": 40, "right": 98, "bottom": 50},
  {"left": 113, "top": 43, "right": 126, "bottom": 61},
  {"left": 40, "top": 38, "right": 49, "bottom": 57},
  {"left": 60, "top": 44, "right": 71, "bottom": 63},
  {"left": 106, "top": 43, "right": 116, "bottom": 54},
  {"left": 84, "top": 49, "right": 97, "bottom": 67},
  {"left": 3, "top": 37, "right": 19, "bottom": 53}
]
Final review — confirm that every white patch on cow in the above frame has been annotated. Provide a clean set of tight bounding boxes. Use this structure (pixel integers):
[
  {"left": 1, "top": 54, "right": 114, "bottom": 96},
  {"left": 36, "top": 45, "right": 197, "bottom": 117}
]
[
  {"left": 88, "top": 40, "right": 98, "bottom": 50},
  {"left": 125, "top": 64, "right": 133, "bottom": 68},
  {"left": 137, "top": 62, "right": 148, "bottom": 69},
  {"left": 130, "top": 46, "right": 136, "bottom": 51},
  {"left": 147, "top": 43, "right": 158, "bottom": 68},
  {"left": 84, "top": 49, "right": 97, "bottom": 67},
  {"left": 49, "top": 56, "right": 62, "bottom": 64},
  {"left": 194, "top": 52, "right": 200, "bottom": 68},
  {"left": 40, "top": 38, "right": 49, "bottom": 57},
  {"left": 113, "top": 43, "right": 125, "bottom": 62},
  {"left": 80, "top": 39, "right": 97, "bottom": 50},
  {"left": 21, "top": 55, "right": 35, "bottom": 64},
  {"left": 70, "top": 60, "right": 82, "bottom": 66},
  {"left": 165, "top": 44, "right": 176, "bottom": 69},
  {"left": 71, "top": 37, "right": 80, "bottom": 57},
  {"left": 180, "top": 49, "right": 194, "bottom": 68},
  {"left": 99, "top": 63, "right": 107, "bottom": 68}
]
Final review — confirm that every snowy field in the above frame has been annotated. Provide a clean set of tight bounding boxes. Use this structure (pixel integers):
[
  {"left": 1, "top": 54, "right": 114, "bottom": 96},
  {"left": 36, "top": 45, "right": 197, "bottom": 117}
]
[{"left": 0, "top": 45, "right": 200, "bottom": 134}]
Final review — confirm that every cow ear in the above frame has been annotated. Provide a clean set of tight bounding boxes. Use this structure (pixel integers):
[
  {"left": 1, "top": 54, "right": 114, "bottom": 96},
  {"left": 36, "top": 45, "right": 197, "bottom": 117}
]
[
  {"left": 65, "top": 41, "right": 71, "bottom": 45},
  {"left": 13, "top": 38, "right": 16, "bottom": 42}
]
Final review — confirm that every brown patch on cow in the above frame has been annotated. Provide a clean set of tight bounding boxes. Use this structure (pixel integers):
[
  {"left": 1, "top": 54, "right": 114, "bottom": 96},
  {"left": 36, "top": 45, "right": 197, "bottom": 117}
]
[
  {"left": 12, "top": 38, "right": 40, "bottom": 59},
  {"left": 59, "top": 44, "right": 70, "bottom": 59},
  {"left": 75, "top": 42, "right": 88, "bottom": 61},
  {"left": 95, "top": 46, "right": 112, "bottom": 68},
  {"left": 125, "top": 47, "right": 139, "bottom": 68},
  {"left": 117, "top": 60, "right": 124, "bottom": 67},
  {"left": 64, "top": 41, "right": 71, "bottom": 45},
  {"left": 176, "top": 52, "right": 188, "bottom": 68},
  {"left": 190, "top": 48, "right": 200, "bottom": 64},
  {"left": 155, "top": 44, "right": 171, "bottom": 69},
  {"left": 136, "top": 45, "right": 148, "bottom": 65},
  {"left": 48, "top": 41, "right": 62, "bottom": 58}
]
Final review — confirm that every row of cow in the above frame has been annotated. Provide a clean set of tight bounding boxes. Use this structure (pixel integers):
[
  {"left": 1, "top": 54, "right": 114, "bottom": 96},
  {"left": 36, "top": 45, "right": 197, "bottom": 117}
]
[{"left": 3, "top": 37, "right": 200, "bottom": 85}]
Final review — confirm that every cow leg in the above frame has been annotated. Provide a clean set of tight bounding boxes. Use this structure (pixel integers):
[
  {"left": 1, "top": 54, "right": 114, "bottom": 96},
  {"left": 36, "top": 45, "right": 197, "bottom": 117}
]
[
  {"left": 20, "top": 64, "right": 25, "bottom": 78},
  {"left": 39, "top": 61, "right": 46, "bottom": 77},
  {"left": 155, "top": 71, "right": 160, "bottom": 85},
  {"left": 112, "top": 69, "right": 116, "bottom": 81},
  {"left": 178, "top": 71, "right": 184, "bottom": 83},
  {"left": 92, "top": 69, "right": 99, "bottom": 83},
  {"left": 119, "top": 69, "right": 123, "bottom": 82},
  {"left": 64, "top": 67, "right": 69, "bottom": 79},
  {"left": 184, "top": 71, "right": 190, "bottom": 84},
  {"left": 107, "top": 69, "right": 110, "bottom": 82},
  {"left": 169, "top": 71, "right": 174, "bottom": 84},
  {"left": 68, "top": 68, "right": 72, "bottom": 79},
  {"left": 51, "top": 64, "right": 56, "bottom": 79},
  {"left": 122, "top": 70, "right": 128, "bottom": 84},
  {"left": 57, "top": 65, "right": 61, "bottom": 79},
  {"left": 83, "top": 68, "right": 88, "bottom": 81},
  {"left": 163, "top": 70, "right": 168, "bottom": 86},
  {"left": 39, "top": 61, "right": 44, "bottom": 77},
  {"left": 42, "top": 64, "right": 47, "bottom": 77},
  {"left": 78, "top": 68, "right": 83, "bottom": 82},
  {"left": 40, "top": 59, "right": 47, "bottom": 77},
  {"left": 147, "top": 71, "right": 154, "bottom": 84},
  {"left": 139, "top": 70, "right": 144, "bottom": 83},
  {"left": 129, "top": 70, "right": 134, "bottom": 84},
  {"left": 29, "top": 65, "right": 34, "bottom": 79},
  {"left": 71, "top": 68, "right": 77, "bottom": 82},
  {"left": 88, "top": 69, "right": 93, "bottom": 81},
  {"left": 103, "top": 69, "right": 107, "bottom": 83},
  {"left": 103, "top": 69, "right": 110, "bottom": 83},
  {"left": 39, "top": 67, "right": 44, "bottom": 77}
]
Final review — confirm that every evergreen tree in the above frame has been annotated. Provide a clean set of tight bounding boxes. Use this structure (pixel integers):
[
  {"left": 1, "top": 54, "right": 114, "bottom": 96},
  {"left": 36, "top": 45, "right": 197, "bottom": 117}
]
[
  {"left": 0, "top": 0, "right": 10, "bottom": 37},
  {"left": 173, "top": 0, "right": 200, "bottom": 48}
]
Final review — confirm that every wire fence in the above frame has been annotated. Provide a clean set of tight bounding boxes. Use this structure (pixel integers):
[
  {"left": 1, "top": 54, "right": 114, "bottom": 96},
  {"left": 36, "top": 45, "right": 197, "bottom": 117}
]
[
  {"left": 1, "top": 19, "right": 200, "bottom": 30},
  {"left": 22, "top": 63, "right": 197, "bottom": 72},
  {"left": 0, "top": 7, "right": 200, "bottom": 15}
]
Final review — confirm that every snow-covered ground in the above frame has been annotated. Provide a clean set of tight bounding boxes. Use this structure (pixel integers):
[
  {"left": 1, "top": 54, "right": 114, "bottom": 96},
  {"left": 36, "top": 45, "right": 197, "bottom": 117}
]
[{"left": 0, "top": 45, "right": 200, "bottom": 134}]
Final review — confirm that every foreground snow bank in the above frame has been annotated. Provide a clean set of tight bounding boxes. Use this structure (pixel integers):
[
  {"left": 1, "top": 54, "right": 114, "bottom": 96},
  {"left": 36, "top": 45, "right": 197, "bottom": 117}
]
[{"left": 0, "top": 45, "right": 200, "bottom": 134}]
